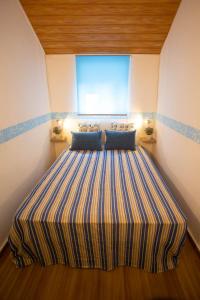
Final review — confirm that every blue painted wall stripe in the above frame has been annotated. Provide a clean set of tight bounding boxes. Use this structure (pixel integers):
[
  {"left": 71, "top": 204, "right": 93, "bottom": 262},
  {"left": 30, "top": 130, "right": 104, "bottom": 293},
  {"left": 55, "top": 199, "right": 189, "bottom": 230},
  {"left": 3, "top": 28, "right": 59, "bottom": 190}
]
[
  {"left": 156, "top": 113, "right": 200, "bottom": 144},
  {"left": 0, "top": 113, "right": 51, "bottom": 144},
  {"left": 51, "top": 112, "right": 69, "bottom": 120},
  {"left": 0, "top": 111, "right": 199, "bottom": 144}
]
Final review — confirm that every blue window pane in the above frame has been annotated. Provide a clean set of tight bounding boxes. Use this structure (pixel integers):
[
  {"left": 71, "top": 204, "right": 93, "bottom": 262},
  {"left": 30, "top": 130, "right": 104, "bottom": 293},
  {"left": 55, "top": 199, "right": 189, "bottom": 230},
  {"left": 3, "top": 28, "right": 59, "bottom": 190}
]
[{"left": 76, "top": 55, "right": 130, "bottom": 114}]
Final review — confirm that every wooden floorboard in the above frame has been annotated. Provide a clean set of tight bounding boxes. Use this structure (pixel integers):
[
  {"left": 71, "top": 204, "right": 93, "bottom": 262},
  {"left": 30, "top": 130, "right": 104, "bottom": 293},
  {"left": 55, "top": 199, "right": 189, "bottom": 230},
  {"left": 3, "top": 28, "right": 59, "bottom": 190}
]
[{"left": 0, "top": 237, "right": 200, "bottom": 300}]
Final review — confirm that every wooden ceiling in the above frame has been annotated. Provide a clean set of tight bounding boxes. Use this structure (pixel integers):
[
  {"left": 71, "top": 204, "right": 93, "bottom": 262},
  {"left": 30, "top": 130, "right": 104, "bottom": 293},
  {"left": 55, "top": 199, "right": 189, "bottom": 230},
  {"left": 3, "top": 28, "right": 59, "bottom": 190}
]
[{"left": 20, "top": 0, "right": 181, "bottom": 54}]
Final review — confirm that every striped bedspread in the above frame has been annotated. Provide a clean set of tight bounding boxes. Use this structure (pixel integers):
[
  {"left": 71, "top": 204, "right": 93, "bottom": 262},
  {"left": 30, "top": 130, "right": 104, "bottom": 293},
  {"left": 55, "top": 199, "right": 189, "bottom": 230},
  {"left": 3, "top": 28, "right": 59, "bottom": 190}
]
[{"left": 9, "top": 147, "right": 186, "bottom": 272}]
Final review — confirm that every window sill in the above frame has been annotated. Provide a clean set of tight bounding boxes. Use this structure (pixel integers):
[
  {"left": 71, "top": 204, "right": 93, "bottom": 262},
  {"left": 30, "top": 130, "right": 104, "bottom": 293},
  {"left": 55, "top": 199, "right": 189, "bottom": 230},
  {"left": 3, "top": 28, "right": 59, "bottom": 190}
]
[{"left": 77, "top": 114, "right": 128, "bottom": 117}]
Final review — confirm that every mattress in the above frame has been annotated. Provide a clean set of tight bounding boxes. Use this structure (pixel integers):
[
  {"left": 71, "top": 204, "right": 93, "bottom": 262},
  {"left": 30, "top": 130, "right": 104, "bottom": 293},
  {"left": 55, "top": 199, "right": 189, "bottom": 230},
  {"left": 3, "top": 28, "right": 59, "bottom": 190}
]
[{"left": 9, "top": 147, "right": 186, "bottom": 272}]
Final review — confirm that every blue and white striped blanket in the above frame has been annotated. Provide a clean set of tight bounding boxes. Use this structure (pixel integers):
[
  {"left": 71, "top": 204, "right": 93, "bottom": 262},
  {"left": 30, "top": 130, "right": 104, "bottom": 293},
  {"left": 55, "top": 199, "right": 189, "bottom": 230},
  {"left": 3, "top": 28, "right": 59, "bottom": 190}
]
[{"left": 9, "top": 147, "right": 186, "bottom": 272}]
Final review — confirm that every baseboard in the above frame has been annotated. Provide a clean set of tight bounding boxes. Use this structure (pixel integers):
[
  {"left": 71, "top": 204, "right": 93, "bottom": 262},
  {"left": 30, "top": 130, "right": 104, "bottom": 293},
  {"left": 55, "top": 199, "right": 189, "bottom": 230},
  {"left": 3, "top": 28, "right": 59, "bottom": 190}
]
[
  {"left": 0, "top": 238, "right": 8, "bottom": 253},
  {"left": 187, "top": 228, "right": 200, "bottom": 253}
]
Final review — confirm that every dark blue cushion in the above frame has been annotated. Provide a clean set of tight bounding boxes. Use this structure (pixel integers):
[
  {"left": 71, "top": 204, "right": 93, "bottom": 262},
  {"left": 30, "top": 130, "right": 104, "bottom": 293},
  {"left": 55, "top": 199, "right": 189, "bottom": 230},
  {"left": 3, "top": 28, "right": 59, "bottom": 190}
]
[
  {"left": 70, "top": 131, "right": 102, "bottom": 151},
  {"left": 105, "top": 130, "right": 136, "bottom": 150}
]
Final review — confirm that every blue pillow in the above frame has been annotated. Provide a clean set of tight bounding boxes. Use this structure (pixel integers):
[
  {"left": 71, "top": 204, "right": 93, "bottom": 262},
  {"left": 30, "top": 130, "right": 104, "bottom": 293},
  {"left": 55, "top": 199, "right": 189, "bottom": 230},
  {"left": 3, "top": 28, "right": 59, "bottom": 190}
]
[
  {"left": 105, "top": 130, "right": 136, "bottom": 150},
  {"left": 70, "top": 131, "right": 102, "bottom": 151}
]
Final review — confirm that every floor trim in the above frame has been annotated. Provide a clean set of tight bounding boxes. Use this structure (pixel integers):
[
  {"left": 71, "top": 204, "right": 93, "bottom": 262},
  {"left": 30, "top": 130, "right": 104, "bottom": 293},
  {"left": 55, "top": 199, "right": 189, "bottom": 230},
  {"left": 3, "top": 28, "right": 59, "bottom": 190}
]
[
  {"left": 0, "top": 238, "right": 8, "bottom": 253},
  {"left": 187, "top": 229, "right": 200, "bottom": 254}
]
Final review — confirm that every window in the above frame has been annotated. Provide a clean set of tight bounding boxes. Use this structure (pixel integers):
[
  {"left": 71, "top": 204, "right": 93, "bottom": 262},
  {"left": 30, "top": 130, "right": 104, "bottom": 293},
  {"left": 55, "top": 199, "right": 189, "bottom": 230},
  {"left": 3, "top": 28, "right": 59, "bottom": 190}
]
[{"left": 76, "top": 55, "right": 130, "bottom": 115}]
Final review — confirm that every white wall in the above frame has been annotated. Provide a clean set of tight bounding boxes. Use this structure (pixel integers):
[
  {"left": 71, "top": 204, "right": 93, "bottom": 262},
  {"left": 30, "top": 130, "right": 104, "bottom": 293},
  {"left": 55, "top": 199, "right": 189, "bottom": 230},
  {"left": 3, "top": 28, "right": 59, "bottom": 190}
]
[
  {"left": 129, "top": 55, "right": 159, "bottom": 113},
  {"left": 0, "top": 0, "right": 54, "bottom": 249},
  {"left": 46, "top": 55, "right": 76, "bottom": 113},
  {"left": 46, "top": 54, "right": 159, "bottom": 114},
  {"left": 155, "top": 0, "right": 200, "bottom": 248}
]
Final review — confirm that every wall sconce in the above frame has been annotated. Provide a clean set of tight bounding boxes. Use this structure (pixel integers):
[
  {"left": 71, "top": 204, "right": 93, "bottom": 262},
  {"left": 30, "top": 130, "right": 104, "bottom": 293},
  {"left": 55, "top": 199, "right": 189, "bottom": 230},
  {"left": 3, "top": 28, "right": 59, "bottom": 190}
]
[
  {"left": 63, "top": 118, "right": 77, "bottom": 132},
  {"left": 144, "top": 119, "right": 154, "bottom": 135},
  {"left": 134, "top": 114, "right": 143, "bottom": 129},
  {"left": 51, "top": 119, "right": 66, "bottom": 142},
  {"left": 53, "top": 119, "right": 63, "bottom": 135}
]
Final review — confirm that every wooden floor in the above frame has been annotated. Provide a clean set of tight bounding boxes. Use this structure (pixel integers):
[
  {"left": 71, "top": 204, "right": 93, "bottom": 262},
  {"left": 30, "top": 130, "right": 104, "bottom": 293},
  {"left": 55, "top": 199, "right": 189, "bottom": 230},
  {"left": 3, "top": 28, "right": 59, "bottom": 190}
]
[{"left": 0, "top": 237, "right": 200, "bottom": 300}]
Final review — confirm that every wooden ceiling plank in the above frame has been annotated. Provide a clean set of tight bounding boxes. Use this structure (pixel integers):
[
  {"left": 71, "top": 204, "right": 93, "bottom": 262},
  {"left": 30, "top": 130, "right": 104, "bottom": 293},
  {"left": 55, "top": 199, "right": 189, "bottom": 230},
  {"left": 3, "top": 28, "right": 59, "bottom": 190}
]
[
  {"left": 41, "top": 40, "right": 163, "bottom": 48},
  {"left": 29, "top": 15, "right": 175, "bottom": 26},
  {"left": 21, "top": 0, "right": 180, "bottom": 5},
  {"left": 37, "top": 33, "right": 166, "bottom": 42},
  {"left": 34, "top": 24, "right": 170, "bottom": 34},
  {"left": 22, "top": 3, "right": 179, "bottom": 16},
  {"left": 44, "top": 47, "right": 161, "bottom": 54}
]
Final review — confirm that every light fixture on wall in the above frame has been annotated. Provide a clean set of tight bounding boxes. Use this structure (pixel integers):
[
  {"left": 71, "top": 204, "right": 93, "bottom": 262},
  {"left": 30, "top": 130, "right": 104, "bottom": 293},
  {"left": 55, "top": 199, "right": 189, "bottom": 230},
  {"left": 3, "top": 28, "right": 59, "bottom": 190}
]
[
  {"left": 51, "top": 119, "right": 66, "bottom": 142},
  {"left": 134, "top": 114, "right": 143, "bottom": 129},
  {"left": 53, "top": 119, "right": 63, "bottom": 134},
  {"left": 144, "top": 119, "right": 153, "bottom": 133},
  {"left": 63, "top": 117, "right": 77, "bottom": 132},
  {"left": 144, "top": 119, "right": 154, "bottom": 141}
]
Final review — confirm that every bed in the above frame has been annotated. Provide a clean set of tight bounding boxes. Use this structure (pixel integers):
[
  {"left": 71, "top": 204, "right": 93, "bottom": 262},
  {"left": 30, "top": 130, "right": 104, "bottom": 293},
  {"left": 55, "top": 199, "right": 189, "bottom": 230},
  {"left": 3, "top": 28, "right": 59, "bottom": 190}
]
[{"left": 9, "top": 146, "right": 186, "bottom": 272}]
